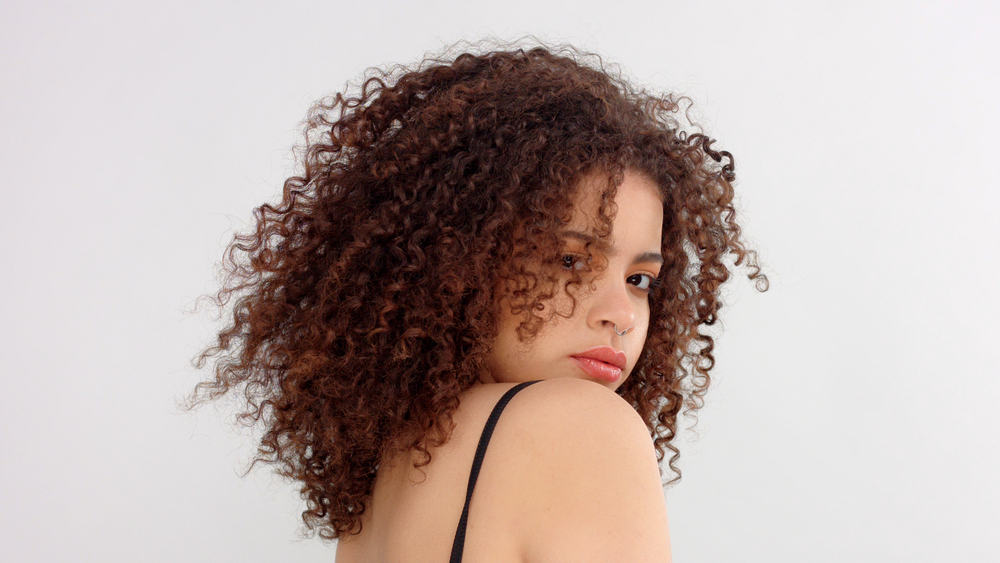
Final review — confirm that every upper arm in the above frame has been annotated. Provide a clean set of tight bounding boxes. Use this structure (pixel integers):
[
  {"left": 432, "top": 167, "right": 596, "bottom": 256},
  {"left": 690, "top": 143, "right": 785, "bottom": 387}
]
[{"left": 508, "top": 378, "right": 672, "bottom": 563}]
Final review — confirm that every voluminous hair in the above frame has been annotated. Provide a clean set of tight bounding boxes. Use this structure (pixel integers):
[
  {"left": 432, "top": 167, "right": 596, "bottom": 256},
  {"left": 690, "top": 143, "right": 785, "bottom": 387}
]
[{"left": 181, "top": 37, "right": 769, "bottom": 541}]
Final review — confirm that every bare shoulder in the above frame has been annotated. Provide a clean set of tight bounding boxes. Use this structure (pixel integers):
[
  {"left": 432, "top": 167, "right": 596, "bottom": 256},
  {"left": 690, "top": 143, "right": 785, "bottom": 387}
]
[
  {"left": 502, "top": 377, "right": 654, "bottom": 454},
  {"left": 501, "top": 378, "right": 673, "bottom": 562},
  {"left": 516, "top": 376, "right": 646, "bottom": 419}
]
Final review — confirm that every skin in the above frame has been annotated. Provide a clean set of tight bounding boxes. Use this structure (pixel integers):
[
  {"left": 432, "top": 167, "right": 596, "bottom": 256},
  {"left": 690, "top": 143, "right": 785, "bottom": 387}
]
[
  {"left": 480, "top": 169, "right": 665, "bottom": 392},
  {"left": 335, "top": 171, "right": 668, "bottom": 562}
]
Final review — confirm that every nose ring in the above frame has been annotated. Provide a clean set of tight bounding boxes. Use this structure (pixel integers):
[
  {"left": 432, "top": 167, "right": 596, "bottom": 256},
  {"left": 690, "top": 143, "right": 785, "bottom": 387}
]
[{"left": 614, "top": 324, "right": 632, "bottom": 336}]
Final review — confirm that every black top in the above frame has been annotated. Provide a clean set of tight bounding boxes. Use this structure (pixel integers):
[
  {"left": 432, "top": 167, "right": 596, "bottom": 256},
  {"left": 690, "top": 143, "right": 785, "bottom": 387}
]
[{"left": 448, "top": 380, "right": 542, "bottom": 563}]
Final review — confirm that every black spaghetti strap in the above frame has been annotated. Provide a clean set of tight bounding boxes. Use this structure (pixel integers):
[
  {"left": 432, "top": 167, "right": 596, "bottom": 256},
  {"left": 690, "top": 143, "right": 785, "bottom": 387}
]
[{"left": 449, "top": 380, "right": 542, "bottom": 563}]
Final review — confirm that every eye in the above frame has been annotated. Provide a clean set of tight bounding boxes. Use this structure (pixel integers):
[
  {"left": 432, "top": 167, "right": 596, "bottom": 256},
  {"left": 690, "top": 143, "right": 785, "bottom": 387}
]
[
  {"left": 629, "top": 273, "right": 663, "bottom": 292},
  {"left": 562, "top": 255, "right": 662, "bottom": 292},
  {"left": 559, "top": 254, "right": 588, "bottom": 271}
]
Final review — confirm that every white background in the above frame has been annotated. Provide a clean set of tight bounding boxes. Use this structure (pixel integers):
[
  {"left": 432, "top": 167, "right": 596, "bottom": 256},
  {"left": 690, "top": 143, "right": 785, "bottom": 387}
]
[{"left": 2, "top": 1, "right": 997, "bottom": 561}]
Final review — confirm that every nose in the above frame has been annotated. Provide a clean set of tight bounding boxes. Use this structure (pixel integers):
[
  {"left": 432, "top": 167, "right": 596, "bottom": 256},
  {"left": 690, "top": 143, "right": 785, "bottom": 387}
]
[{"left": 585, "top": 273, "right": 637, "bottom": 336}]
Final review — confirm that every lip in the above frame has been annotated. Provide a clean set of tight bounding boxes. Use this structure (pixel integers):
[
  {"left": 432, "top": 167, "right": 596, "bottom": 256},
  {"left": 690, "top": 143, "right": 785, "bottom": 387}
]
[
  {"left": 571, "top": 346, "right": 627, "bottom": 370},
  {"left": 572, "top": 356, "right": 623, "bottom": 382},
  {"left": 570, "top": 346, "right": 627, "bottom": 383}
]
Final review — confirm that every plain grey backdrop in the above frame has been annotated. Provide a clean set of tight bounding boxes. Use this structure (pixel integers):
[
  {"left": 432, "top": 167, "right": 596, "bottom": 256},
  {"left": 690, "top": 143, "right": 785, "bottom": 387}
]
[{"left": 2, "top": 0, "right": 997, "bottom": 561}]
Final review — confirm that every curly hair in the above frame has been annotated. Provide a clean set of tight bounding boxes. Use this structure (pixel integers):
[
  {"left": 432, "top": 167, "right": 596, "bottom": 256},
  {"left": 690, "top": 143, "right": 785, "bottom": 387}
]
[{"left": 180, "top": 37, "right": 769, "bottom": 541}]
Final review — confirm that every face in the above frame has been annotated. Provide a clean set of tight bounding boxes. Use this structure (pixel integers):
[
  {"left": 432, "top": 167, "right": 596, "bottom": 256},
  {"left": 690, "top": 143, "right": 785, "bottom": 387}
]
[{"left": 481, "top": 169, "right": 665, "bottom": 391}]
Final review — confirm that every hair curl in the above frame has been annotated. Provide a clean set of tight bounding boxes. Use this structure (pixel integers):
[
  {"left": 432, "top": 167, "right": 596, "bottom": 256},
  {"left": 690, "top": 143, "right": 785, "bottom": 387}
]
[{"left": 180, "top": 37, "right": 769, "bottom": 541}]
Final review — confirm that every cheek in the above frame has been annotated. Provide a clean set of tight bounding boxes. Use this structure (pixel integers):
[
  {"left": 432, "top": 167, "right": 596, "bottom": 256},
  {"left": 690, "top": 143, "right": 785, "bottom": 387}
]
[
  {"left": 493, "top": 314, "right": 519, "bottom": 353},
  {"left": 632, "top": 310, "right": 651, "bottom": 346},
  {"left": 549, "top": 291, "right": 578, "bottom": 318}
]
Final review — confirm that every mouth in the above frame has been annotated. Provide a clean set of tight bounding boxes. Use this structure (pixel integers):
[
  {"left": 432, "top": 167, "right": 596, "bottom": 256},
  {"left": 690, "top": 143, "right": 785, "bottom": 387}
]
[
  {"left": 570, "top": 356, "right": 623, "bottom": 382},
  {"left": 570, "top": 347, "right": 627, "bottom": 370}
]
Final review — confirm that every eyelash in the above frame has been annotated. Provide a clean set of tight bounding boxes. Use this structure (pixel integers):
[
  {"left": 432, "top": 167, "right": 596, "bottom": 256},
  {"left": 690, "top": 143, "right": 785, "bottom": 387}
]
[{"left": 559, "top": 254, "right": 662, "bottom": 292}]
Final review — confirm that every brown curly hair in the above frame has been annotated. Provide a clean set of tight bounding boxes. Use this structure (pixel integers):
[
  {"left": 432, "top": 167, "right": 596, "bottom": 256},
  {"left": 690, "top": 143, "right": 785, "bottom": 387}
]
[{"left": 180, "top": 37, "right": 769, "bottom": 541}]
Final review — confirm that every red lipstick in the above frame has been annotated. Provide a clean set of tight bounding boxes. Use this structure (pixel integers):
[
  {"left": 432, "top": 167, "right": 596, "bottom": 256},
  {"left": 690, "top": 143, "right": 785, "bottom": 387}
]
[{"left": 571, "top": 346, "right": 626, "bottom": 382}]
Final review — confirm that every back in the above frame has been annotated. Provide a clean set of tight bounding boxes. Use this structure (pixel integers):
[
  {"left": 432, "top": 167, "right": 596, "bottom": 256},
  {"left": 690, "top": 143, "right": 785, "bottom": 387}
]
[
  {"left": 333, "top": 377, "right": 671, "bottom": 562},
  {"left": 450, "top": 379, "right": 542, "bottom": 562}
]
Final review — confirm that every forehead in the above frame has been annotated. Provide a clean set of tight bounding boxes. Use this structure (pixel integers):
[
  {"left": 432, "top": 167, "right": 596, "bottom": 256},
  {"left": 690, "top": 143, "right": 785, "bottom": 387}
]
[{"left": 567, "top": 171, "right": 664, "bottom": 239}]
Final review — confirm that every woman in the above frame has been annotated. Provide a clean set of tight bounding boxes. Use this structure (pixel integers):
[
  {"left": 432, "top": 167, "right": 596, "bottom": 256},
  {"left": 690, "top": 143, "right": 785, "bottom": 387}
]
[{"left": 182, "top": 39, "right": 768, "bottom": 562}]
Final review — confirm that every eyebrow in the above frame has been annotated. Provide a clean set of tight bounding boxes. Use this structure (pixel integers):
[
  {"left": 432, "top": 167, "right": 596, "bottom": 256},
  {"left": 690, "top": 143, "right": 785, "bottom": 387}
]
[{"left": 559, "top": 230, "right": 664, "bottom": 265}]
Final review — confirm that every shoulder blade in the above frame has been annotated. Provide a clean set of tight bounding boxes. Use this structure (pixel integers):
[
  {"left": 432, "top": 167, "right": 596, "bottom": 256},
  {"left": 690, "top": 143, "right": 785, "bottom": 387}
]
[{"left": 504, "top": 378, "right": 672, "bottom": 563}]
